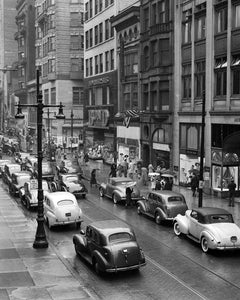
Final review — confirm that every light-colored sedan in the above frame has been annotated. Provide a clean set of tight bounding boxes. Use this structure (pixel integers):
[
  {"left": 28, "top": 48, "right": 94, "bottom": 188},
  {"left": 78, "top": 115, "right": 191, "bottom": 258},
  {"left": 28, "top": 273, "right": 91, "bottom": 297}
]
[
  {"left": 173, "top": 207, "right": 240, "bottom": 253},
  {"left": 44, "top": 191, "right": 82, "bottom": 229},
  {"left": 99, "top": 177, "right": 143, "bottom": 204},
  {"left": 73, "top": 220, "right": 146, "bottom": 274}
]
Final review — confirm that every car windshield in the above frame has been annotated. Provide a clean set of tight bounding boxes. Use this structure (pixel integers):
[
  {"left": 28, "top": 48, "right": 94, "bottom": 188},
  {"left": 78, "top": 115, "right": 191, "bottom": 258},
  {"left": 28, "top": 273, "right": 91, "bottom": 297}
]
[
  {"left": 109, "top": 232, "right": 132, "bottom": 243},
  {"left": 168, "top": 196, "right": 184, "bottom": 202},
  {"left": 208, "top": 214, "right": 233, "bottom": 224},
  {"left": 57, "top": 199, "right": 74, "bottom": 206}
]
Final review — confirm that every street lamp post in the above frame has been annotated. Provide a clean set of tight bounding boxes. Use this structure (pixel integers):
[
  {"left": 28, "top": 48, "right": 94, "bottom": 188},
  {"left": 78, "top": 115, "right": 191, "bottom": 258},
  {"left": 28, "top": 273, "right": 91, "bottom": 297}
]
[
  {"left": 47, "top": 108, "right": 51, "bottom": 160},
  {"left": 198, "top": 91, "right": 206, "bottom": 208},
  {"left": 71, "top": 110, "right": 74, "bottom": 156},
  {"left": 15, "top": 69, "right": 65, "bottom": 248}
]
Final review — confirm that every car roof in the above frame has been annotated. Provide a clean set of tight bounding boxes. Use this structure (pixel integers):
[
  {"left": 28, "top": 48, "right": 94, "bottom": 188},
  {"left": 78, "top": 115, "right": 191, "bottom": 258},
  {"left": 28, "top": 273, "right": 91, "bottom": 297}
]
[
  {"left": 192, "top": 207, "right": 231, "bottom": 216},
  {"left": 89, "top": 220, "right": 132, "bottom": 235},
  {"left": 46, "top": 191, "right": 76, "bottom": 201},
  {"left": 150, "top": 190, "right": 184, "bottom": 197},
  {"left": 13, "top": 172, "right": 31, "bottom": 177},
  {"left": 110, "top": 177, "right": 133, "bottom": 183}
]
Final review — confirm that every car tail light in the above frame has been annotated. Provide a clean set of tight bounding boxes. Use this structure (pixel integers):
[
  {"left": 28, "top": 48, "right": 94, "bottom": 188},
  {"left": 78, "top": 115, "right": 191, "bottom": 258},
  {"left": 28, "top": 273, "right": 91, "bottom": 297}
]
[
  {"left": 103, "top": 248, "right": 110, "bottom": 259},
  {"left": 231, "top": 236, "right": 237, "bottom": 243}
]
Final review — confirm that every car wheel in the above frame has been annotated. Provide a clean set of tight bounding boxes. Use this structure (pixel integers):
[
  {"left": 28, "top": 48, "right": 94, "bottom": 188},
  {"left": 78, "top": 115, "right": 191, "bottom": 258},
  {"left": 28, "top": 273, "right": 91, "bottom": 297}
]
[
  {"left": 201, "top": 236, "right": 209, "bottom": 253},
  {"left": 74, "top": 243, "right": 79, "bottom": 255},
  {"left": 76, "top": 222, "right": 81, "bottom": 230},
  {"left": 94, "top": 261, "right": 101, "bottom": 275},
  {"left": 113, "top": 194, "right": 118, "bottom": 204},
  {"left": 173, "top": 221, "right": 181, "bottom": 236},
  {"left": 99, "top": 187, "right": 104, "bottom": 197},
  {"left": 26, "top": 200, "right": 30, "bottom": 210},
  {"left": 82, "top": 194, "right": 86, "bottom": 199},
  {"left": 137, "top": 205, "right": 142, "bottom": 215},
  {"left": 155, "top": 212, "right": 162, "bottom": 225},
  {"left": 46, "top": 218, "right": 52, "bottom": 230}
]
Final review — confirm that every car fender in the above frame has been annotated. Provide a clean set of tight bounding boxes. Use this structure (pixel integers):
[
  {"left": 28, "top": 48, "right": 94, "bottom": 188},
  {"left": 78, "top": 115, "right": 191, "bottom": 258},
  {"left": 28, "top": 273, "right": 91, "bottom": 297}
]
[
  {"left": 155, "top": 207, "right": 167, "bottom": 219},
  {"left": 174, "top": 214, "right": 189, "bottom": 234},
  {"left": 73, "top": 234, "right": 87, "bottom": 250},
  {"left": 200, "top": 230, "right": 217, "bottom": 248},
  {"left": 92, "top": 249, "right": 109, "bottom": 270},
  {"left": 112, "top": 190, "right": 123, "bottom": 199},
  {"left": 99, "top": 183, "right": 107, "bottom": 191},
  {"left": 136, "top": 200, "right": 147, "bottom": 212}
]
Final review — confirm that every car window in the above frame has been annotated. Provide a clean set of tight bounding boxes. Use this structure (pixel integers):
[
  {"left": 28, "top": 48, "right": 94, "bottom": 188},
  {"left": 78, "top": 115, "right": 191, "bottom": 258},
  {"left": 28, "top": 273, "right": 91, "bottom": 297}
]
[
  {"left": 157, "top": 196, "right": 163, "bottom": 204},
  {"left": 86, "top": 227, "right": 92, "bottom": 238},
  {"left": 208, "top": 214, "right": 233, "bottom": 224},
  {"left": 57, "top": 199, "right": 74, "bottom": 206},
  {"left": 92, "top": 231, "right": 100, "bottom": 244},
  {"left": 109, "top": 232, "right": 132, "bottom": 243},
  {"left": 168, "top": 196, "right": 184, "bottom": 203}
]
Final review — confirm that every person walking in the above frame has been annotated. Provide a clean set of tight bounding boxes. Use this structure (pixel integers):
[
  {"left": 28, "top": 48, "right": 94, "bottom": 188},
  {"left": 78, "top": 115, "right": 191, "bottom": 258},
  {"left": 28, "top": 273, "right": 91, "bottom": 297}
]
[
  {"left": 190, "top": 174, "right": 198, "bottom": 197},
  {"left": 228, "top": 178, "right": 236, "bottom": 207},
  {"left": 90, "top": 169, "right": 97, "bottom": 188},
  {"left": 125, "top": 186, "right": 133, "bottom": 207},
  {"left": 109, "top": 163, "right": 117, "bottom": 177}
]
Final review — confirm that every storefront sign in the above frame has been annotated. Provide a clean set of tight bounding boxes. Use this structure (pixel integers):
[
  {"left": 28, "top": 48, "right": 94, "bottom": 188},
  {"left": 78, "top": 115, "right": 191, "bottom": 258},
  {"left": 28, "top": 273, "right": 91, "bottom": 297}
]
[
  {"left": 153, "top": 142, "right": 170, "bottom": 152},
  {"left": 88, "top": 109, "right": 109, "bottom": 127},
  {"left": 186, "top": 149, "right": 198, "bottom": 156},
  {"left": 89, "top": 77, "right": 110, "bottom": 86}
]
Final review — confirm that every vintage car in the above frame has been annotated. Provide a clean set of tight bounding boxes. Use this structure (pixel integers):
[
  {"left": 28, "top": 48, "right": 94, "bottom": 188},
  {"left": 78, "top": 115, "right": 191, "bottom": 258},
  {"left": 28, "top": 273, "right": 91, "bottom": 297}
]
[
  {"left": 2, "top": 163, "right": 22, "bottom": 185},
  {"left": 136, "top": 190, "right": 188, "bottom": 225},
  {"left": 33, "top": 161, "right": 54, "bottom": 180},
  {"left": 73, "top": 219, "right": 146, "bottom": 274},
  {"left": 14, "top": 152, "right": 29, "bottom": 165},
  {"left": 50, "top": 173, "right": 87, "bottom": 198},
  {"left": 173, "top": 207, "right": 240, "bottom": 253},
  {"left": 0, "top": 159, "right": 11, "bottom": 177},
  {"left": 99, "top": 177, "right": 143, "bottom": 204},
  {"left": 19, "top": 179, "right": 50, "bottom": 209},
  {"left": 57, "top": 159, "right": 82, "bottom": 175},
  {"left": 9, "top": 172, "right": 32, "bottom": 197},
  {"left": 43, "top": 191, "right": 82, "bottom": 229},
  {"left": 21, "top": 156, "right": 37, "bottom": 172}
]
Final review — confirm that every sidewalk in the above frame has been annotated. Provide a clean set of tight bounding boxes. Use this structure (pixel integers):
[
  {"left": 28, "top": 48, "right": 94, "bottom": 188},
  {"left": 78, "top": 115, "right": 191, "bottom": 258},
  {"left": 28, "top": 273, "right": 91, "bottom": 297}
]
[
  {"left": 0, "top": 184, "right": 98, "bottom": 300},
  {"left": 81, "top": 160, "right": 240, "bottom": 227}
]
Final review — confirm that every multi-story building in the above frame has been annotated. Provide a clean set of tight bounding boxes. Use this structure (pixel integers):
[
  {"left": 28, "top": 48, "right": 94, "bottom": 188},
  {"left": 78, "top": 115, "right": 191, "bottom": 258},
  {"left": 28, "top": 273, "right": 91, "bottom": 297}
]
[
  {"left": 0, "top": 0, "right": 18, "bottom": 132},
  {"left": 139, "top": 0, "right": 174, "bottom": 169},
  {"left": 35, "top": 0, "right": 84, "bottom": 147},
  {"left": 173, "top": 0, "right": 240, "bottom": 196},
  {"left": 84, "top": 0, "right": 118, "bottom": 160},
  {"left": 111, "top": 2, "right": 141, "bottom": 164}
]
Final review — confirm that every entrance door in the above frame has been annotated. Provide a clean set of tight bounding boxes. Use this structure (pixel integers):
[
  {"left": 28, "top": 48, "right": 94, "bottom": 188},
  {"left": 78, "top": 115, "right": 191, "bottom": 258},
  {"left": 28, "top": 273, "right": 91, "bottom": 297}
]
[{"left": 142, "top": 144, "right": 150, "bottom": 166}]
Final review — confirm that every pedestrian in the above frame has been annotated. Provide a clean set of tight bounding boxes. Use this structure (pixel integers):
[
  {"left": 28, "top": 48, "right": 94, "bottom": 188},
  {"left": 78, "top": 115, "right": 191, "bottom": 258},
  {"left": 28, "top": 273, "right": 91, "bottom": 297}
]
[
  {"left": 84, "top": 152, "right": 89, "bottom": 164},
  {"left": 155, "top": 178, "right": 161, "bottom": 190},
  {"left": 122, "top": 156, "right": 128, "bottom": 177},
  {"left": 125, "top": 186, "right": 133, "bottom": 207},
  {"left": 228, "top": 178, "right": 236, "bottom": 207},
  {"left": 90, "top": 169, "right": 97, "bottom": 188},
  {"left": 109, "top": 163, "right": 117, "bottom": 177},
  {"left": 190, "top": 174, "right": 198, "bottom": 197}
]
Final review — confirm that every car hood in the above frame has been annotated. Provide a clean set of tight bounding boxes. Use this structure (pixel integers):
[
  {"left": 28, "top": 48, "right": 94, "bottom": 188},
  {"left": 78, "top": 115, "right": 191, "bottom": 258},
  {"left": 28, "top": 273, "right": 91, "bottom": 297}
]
[
  {"left": 206, "top": 223, "right": 240, "bottom": 242},
  {"left": 66, "top": 182, "right": 84, "bottom": 192}
]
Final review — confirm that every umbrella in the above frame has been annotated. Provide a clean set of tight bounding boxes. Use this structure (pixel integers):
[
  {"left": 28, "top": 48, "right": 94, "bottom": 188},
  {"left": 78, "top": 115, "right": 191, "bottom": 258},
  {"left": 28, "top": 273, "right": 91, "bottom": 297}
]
[
  {"left": 148, "top": 172, "right": 160, "bottom": 177},
  {"left": 161, "top": 173, "right": 174, "bottom": 178}
]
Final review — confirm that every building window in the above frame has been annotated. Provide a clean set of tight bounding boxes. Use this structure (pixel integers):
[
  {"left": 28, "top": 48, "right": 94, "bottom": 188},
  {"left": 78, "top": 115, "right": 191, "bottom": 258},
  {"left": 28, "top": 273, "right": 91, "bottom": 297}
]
[
  {"left": 70, "top": 12, "right": 80, "bottom": 27},
  {"left": 95, "top": 0, "right": 98, "bottom": 15},
  {"left": 48, "top": 36, "right": 55, "bottom": 51},
  {"left": 125, "top": 53, "right": 138, "bottom": 75},
  {"left": 234, "top": 4, "right": 240, "bottom": 28},
  {"left": 143, "top": 84, "right": 149, "bottom": 111},
  {"left": 151, "top": 40, "right": 158, "bottom": 67},
  {"left": 110, "top": 49, "right": 114, "bottom": 70},
  {"left": 195, "top": 15, "right": 206, "bottom": 40},
  {"left": 81, "top": 58, "right": 84, "bottom": 71},
  {"left": 99, "top": 54, "right": 103, "bottom": 73},
  {"left": 90, "top": 0, "right": 93, "bottom": 18},
  {"left": 232, "top": 55, "right": 240, "bottom": 95},
  {"left": 105, "top": 0, "right": 108, "bottom": 8},
  {"left": 19, "top": 36, "right": 24, "bottom": 47},
  {"left": 89, "top": 28, "right": 93, "bottom": 47},
  {"left": 105, "top": 51, "right": 109, "bottom": 71},
  {"left": 44, "top": 89, "right": 49, "bottom": 105},
  {"left": 85, "top": 2, "right": 89, "bottom": 20},
  {"left": 158, "top": 0, "right": 166, "bottom": 23},
  {"left": 99, "top": 0, "right": 103, "bottom": 11},
  {"left": 123, "top": 83, "right": 131, "bottom": 110},
  {"left": 159, "top": 39, "right": 169, "bottom": 66},
  {"left": 48, "top": 14, "right": 55, "bottom": 29},
  {"left": 110, "top": 17, "right": 114, "bottom": 37},
  {"left": 73, "top": 87, "right": 83, "bottom": 105},
  {"left": 48, "top": 59, "right": 55, "bottom": 73},
  {"left": 105, "top": 19, "right": 109, "bottom": 40},
  {"left": 51, "top": 87, "right": 56, "bottom": 104},
  {"left": 85, "top": 31, "right": 89, "bottom": 49},
  {"left": 195, "top": 61, "right": 205, "bottom": 97},
  {"left": 86, "top": 59, "right": 89, "bottom": 77},
  {"left": 150, "top": 82, "right": 158, "bottom": 111},
  {"left": 215, "top": 57, "right": 227, "bottom": 96},
  {"left": 143, "top": 46, "right": 149, "bottom": 71},
  {"left": 36, "top": 45, "right": 41, "bottom": 58},
  {"left": 216, "top": 6, "right": 227, "bottom": 33},
  {"left": 132, "top": 82, "right": 138, "bottom": 109},
  {"left": 99, "top": 22, "right": 103, "bottom": 42},
  {"left": 81, "top": 35, "right": 84, "bottom": 48},
  {"left": 182, "top": 64, "right": 191, "bottom": 99},
  {"left": 182, "top": 10, "right": 192, "bottom": 44},
  {"left": 159, "top": 81, "right": 169, "bottom": 110},
  {"left": 70, "top": 35, "right": 80, "bottom": 49},
  {"left": 89, "top": 57, "right": 93, "bottom": 75},
  {"left": 71, "top": 58, "right": 80, "bottom": 71},
  {"left": 95, "top": 55, "right": 99, "bottom": 74},
  {"left": 95, "top": 25, "right": 98, "bottom": 45},
  {"left": 143, "top": 8, "right": 149, "bottom": 31},
  {"left": 151, "top": 3, "right": 157, "bottom": 26}
]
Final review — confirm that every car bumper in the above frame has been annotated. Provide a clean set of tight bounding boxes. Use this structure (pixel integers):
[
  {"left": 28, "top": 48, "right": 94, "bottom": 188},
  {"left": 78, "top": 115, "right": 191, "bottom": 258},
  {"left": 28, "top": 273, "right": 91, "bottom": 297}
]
[
  {"left": 52, "top": 219, "right": 82, "bottom": 226},
  {"left": 215, "top": 245, "right": 240, "bottom": 250},
  {"left": 106, "top": 262, "right": 146, "bottom": 273}
]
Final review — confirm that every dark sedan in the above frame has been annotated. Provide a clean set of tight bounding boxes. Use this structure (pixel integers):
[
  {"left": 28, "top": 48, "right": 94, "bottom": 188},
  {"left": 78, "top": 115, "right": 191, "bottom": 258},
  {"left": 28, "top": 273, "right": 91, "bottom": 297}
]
[
  {"left": 73, "top": 220, "right": 146, "bottom": 274},
  {"left": 9, "top": 172, "right": 32, "bottom": 197}
]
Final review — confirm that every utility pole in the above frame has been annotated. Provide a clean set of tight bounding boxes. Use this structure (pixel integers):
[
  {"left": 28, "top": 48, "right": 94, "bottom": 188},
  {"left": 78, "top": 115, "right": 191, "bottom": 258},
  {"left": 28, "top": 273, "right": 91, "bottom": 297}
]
[{"left": 71, "top": 110, "right": 74, "bottom": 156}]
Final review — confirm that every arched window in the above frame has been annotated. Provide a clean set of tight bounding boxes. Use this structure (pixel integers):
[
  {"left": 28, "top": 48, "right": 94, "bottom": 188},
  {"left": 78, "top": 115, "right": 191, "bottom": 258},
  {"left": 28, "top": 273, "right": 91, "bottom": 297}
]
[
  {"left": 129, "top": 29, "right": 133, "bottom": 40},
  {"left": 124, "top": 31, "right": 127, "bottom": 42},
  {"left": 134, "top": 26, "right": 138, "bottom": 38},
  {"left": 152, "top": 128, "right": 165, "bottom": 143}
]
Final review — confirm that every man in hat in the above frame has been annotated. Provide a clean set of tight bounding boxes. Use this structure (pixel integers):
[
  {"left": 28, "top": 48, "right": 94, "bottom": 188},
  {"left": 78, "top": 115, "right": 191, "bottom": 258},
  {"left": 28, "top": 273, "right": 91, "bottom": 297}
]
[{"left": 228, "top": 178, "right": 236, "bottom": 207}]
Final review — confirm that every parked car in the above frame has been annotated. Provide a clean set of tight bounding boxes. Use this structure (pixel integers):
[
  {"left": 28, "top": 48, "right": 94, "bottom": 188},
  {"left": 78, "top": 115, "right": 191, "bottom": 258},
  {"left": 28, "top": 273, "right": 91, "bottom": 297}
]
[
  {"left": 50, "top": 173, "right": 87, "bottom": 198},
  {"left": 43, "top": 191, "right": 82, "bottom": 229},
  {"left": 2, "top": 163, "right": 22, "bottom": 185},
  {"left": 57, "top": 159, "right": 82, "bottom": 175},
  {"left": 33, "top": 161, "right": 54, "bottom": 180},
  {"left": 19, "top": 179, "right": 50, "bottom": 209},
  {"left": 0, "top": 159, "right": 11, "bottom": 177},
  {"left": 173, "top": 207, "right": 240, "bottom": 253},
  {"left": 136, "top": 190, "right": 188, "bottom": 225},
  {"left": 99, "top": 177, "right": 143, "bottom": 204},
  {"left": 9, "top": 172, "right": 32, "bottom": 197},
  {"left": 14, "top": 152, "right": 29, "bottom": 165},
  {"left": 73, "top": 219, "right": 146, "bottom": 274},
  {"left": 21, "top": 155, "right": 37, "bottom": 172}
]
